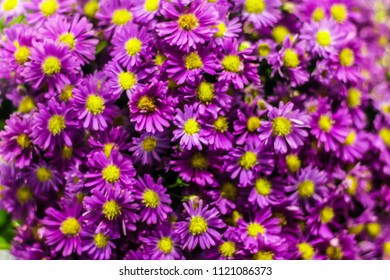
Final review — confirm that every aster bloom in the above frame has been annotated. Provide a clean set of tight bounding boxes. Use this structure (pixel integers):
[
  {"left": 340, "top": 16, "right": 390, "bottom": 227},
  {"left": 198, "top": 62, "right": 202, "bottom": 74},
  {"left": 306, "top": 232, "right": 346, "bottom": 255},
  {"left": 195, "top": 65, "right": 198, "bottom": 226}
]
[
  {"left": 175, "top": 199, "right": 225, "bottom": 251},
  {"left": 259, "top": 102, "right": 309, "bottom": 154},
  {"left": 81, "top": 225, "right": 119, "bottom": 260},
  {"left": 336, "top": 129, "right": 369, "bottom": 162},
  {"left": 239, "top": 0, "right": 282, "bottom": 29},
  {"left": 207, "top": 180, "right": 238, "bottom": 215},
  {"left": 248, "top": 176, "right": 285, "bottom": 209},
  {"left": 211, "top": 11, "right": 241, "bottom": 47},
  {"left": 1, "top": 182, "right": 36, "bottom": 221},
  {"left": 332, "top": 42, "right": 363, "bottom": 83},
  {"left": 129, "top": 132, "right": 170, "bottom": 165},
  {"left": 129, "top": 80, "right": 174, "bottom": 133},
  {"left": 0, "top": 0, "right": 25, "bottom": 22},
  {"left": 133, "top": 0, "right": 162, "bottom": 24},
  {"left": 156, "top": 0, "right": 218, "bottom": 51},
  {"left": 27, "top": 161, "right": 62, "bottom": 195},
  {"left": 256, "top": 39, "right": 276, "bottom": 62},
  {"left": 233, "top": 105, "right": 265, "bottom": 146},
  {"left": 24, "top": 0, "right": 74, "bottom": 27},
  {"left": 202, "top": 113, "right": 234, "bottom": 150},
  {"left": 88, "top": 126, "right": 131, "bottom": 158}
]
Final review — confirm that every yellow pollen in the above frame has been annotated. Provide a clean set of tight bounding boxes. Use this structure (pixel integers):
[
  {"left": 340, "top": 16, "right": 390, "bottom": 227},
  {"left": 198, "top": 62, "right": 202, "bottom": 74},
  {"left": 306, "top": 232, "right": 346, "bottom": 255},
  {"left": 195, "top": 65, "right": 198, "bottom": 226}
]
[
  {"left": 283, "top": 49, "right": 300, "bottom": 68},
  {"left": 258, "top": 43, "right": 271, "bottom": 57},
  {"left": 349, "top": 223, "right": 364, "bottom": 235},
  {"left": 40, "top": 0, "right": 59, "bottom": 17},
  {"left": 346, "top": 175, "right": 357, "bottom": 195},
  {"left": 219, "top": 241, "right": 236, "bottom": 258},
  {"left": 137, "top": 96, "right": 155, "bottom": 112},
  {"left": 286, "top": 154, "right": 301, "bottom": 173},
  {"left": 183, "top": 118, "right": 200, "bottom": 135},
  {"left": 102, "top": 200, "right": 122, "bottom": 220},
  {"left": 344, "top": 131, "right": 356, "bottom": 146},
  {"left": 383, "top": 241, "right": 390, "bottom": 255},
  {"left": 272, "top": 116, "right": 292, "bottom": 136},
  {"left": 298, "top": 180, "right": 315, "bottom": 198},
  {"left": 112, "top": 9, "right": 132, "bottom": 25},
  {"left": 247, "top": 116, "right": 261, "bottom": 132},
  {"left": 239, "top": 41, "right": 251, "bottom": 51},
  {"left": 245, "top": 0, "right": 265, "bottom": 14},
  {"left": 157, "top": 237, "right": 174, "bottom": 254},
  {"left": 347, "top": 88, "right": 361, "bottom": 108},
  {"left": 255, "top": 178, "right": 272, "bottom": 196},
  {"left": 103, "top": 143, "right": 115, "bottom": 158},
  {"left": 379, "top": 128, "right": 390, "bottom": 147},
  {"left": 144, "top": 0, "right": 159, "bottom": 12},
  {"left": 220, "top": 182, "right": 237, "bottom": 201},
  {"left": 366, "top": 222, "right": 381, "bottom": 238},
  {"left": 382, "top": 104, "right": 390, "bottom": 114},
  {"left": 272, "top": 25, "right": 290, "bottom": 44},
  {"left": 142, "top": 137, "right": 157, "bottom": 152},
  {"left": 320, "top": 207, "right": 334, "bottom": 224},
  {"left": 94, "top": 233, "right": 109, "bottom": 248},
  {"left": 316, "top": 30, "right": 332, "bottom": 47},
  {"left": 3, "top": 0, "right": 18, "bottom": 11},
  {"left": 185, "top": 52, "right": 203, "bottom": 70},
  {"left": 214, "top": 22, "right": 227, "bottom": 38},
  {"left": 253, "top": 250, "right": 274, "bottom": 260},
  {"left": 189, "top": 216, "right": 208, "bottom": 235},
  {"left": 118, "top": 71, "right": 137, "bottom": 90},
  {"left": 60, "top": 85, "right": 74, "bottom": 102},
  {"left": 59, "top": 33, "right": 76, "bottom": 50},
  {"left": 247, "top": 222, "right": 266, "bottom": 237},
  {"left": 60, "top": 217, "right": 81, "bottom": 236},
  {"left": 155, "top": 53, "right": 167, "bottom": 66},
  {"left": 298, "top": 242, "right": 315, "bottom": 260},
  {"left": 239, "top": 151, "right": 257, "bottom": 170},
  {"left": 62, "top": 146, "right": 72, "bottom": 160},
  {"left": 197, "top": 81, "right": 215, "bottom": 103},
  {"left": 339, "top": 48, "right": 355, "bottom": 67},
  {"left": 42, "top": 56, "right": 61, "bottom": 76},
  {"left": 142, "top": 189, "right": 160, "bottom": 208},
  {"left": 36, "top": 167, "right": 52, "bottom": 182},
  {"left": 318, "top": 114, "right": 333, "bottom": 132},
  {"left": 312, "top": 7, "right": 325, "bottom": 22},
  {"left": 48, "top": 115, "right": 66, "bottom": 135},
  {"left": 326, "top": 246, "right": 343, "bottom": 260},
  {"left": 16, "top": 134, "right": 31, "bottom": 149},
  {"left": 14, "top": 46, "right": 30, "bottom": 65},
  {"left": 178, "top": 14, "right": 198, "bottom": 31},
  {"left": 125, "top": 38, "right": 142, "bottom": 56},
  {"left": 18, "top": 96, "right": 36, "bottom": 113},
  {"left": 101, "top": 164, "right": 121, "bottom": 183},
  {"left": 84, "top": 0, "right": 99, "bottom": 18},
  {"left": 16, "top": 186, "right": 32, "bottom": 204},
  {"left": 331, "top": 4, "right": 348, "bottom": 23},
  {"left": 214, "top": 116, "right": 229, "bottom": 132},
  {"left": 86, "top": 94, "right": 105, "bottom": 115},
  {"left": 191, "top": 153, "right": 208, "bottom": 169},
  {"left": 222, "top": 55, "right": 241, "bottom": 73}
]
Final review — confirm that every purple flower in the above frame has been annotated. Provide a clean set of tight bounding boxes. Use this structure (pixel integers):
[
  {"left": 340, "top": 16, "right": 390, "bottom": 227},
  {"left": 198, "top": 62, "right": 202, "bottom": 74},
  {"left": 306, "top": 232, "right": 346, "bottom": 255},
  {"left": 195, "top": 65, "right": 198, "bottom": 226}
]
[
  {"left": 25, "top": 0, "right": 74, "bottom": 27},
  {"left": 81, "top": 225, "right": 119, "bottom": 260},
  {"left": 27, "top": 160, "right": 62, "bottom": 195},
  {"left": 239, "top": 0, "right": 282, "bottom": 29}
]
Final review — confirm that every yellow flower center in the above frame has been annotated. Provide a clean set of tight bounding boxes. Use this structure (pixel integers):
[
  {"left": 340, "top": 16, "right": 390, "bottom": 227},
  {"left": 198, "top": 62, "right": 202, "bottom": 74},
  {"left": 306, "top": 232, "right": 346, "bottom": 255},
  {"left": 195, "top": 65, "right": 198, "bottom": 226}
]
[
  {"left": 220, "top": 182, "right": 237, "bottom": 201},
  {"left": 60, "top": 217, "right": 81, "bottom": 236},
  {"left": 18, "top": 96, "right": 36, "bottom": 113},
  {"left": 347, "top": 88, "right": 361, "bottom": 108},
  {"left": 101, "top": 165, "right": 121, "bottom": 183},
  {"left": 214, "top": 22, "right": 227, "bottom": 38},
  {"left": 222, "top": 55, "right": 241, "bottom": 73},
  {"left": 298, "top": 180, "right": 315, "bottom": 198},
  {"left": 318, "top": 114, "right": 333, "bottom": 132},
  {"left": 185, "top": 52, "right": 203, "bottom": 70},
  {"left": 86, "top": 94, "right": 105, "bottom": 115},
  {"left": 383, "top": 241, "right": 390, "bottom": 255},
  {"left": 155, "top": 53, "right": 167, "bottom": 66},
  {"left": 103, "top": 143, "right": 115, "bottom": 158},
  {"left": 214, "top": 116, "right": 229, "bottom": 132},
  {"left": 142, "top": 137, "right": 157, "bottom": 152},
  {"left": 189, "top": 216, "right": 208, "bottom": 235},
  {"left": 344, "top": 131, "right": 356, "bottom": 146},
  {"left": 366, "top": 222, "right": 381, "bottom": 238},
  {"left": 2, "top": 0, "right": 18, "bottom": 11},
  {"left": 125, "top": 38, "right": 142, "bottom": 56},
  {"left": 253, "top": 250, "right": 274, "bottom": 260},
  {"left": 298, "top": 242, "right": 315, "bottom": 260},
  {"left": 272, "top": 25, "right": 290, "bottom": 44},
  {"left": 312, "top": 7, "right": 325, "bottom": 22},
  {"left": 331, "top": 4, "right": 348, "bottom": 23},
  {"left": 16, "top": 134, "right": 31, "bottom": 149},
  {"left": 283, "top": 49, "right": 300, "bottom": 68},
  {"left": 247, "top": 222, "right": 266, "bottom": 237},
  {"left": 245, "top": 0, "right": 265, "bottom": 14},
  {"left": 219, "top": 241, "right": 236, "bottom": 258},
  {"left": 94, "top": 233, "right": 109, "bottom": 248},
  {"left": 102, "top": 200, "right": 122, "bottom": 220},
  {"left": 118, "top": 71, "right": 137, "bottom": 90},
  {"left": 84, "top": 0, "right": 99, "bottom": 18},
  {"left": 326, "top": 246, "right": 343, "bottom": 260},
  {"left": 197, "top": 81, "right": 215, "bottom": 103},
  {"left": 137, "top": 96, "right": 155, "bottom": 112},
  {"left": 48, "top": 115, "right": 66, "bottom": 135},
  {"left": 339, "top": 48, "right": 355, "bottom": 67},
  {"left": 142, "top": 189, "right": 160, "bottom": 208},
  {"left": 239, "top": 41, "right": 251, "bottom": 51},
  {"left": 36, "top": 167, "right": 52, "bottom": 182},
  {"left": 320, "top": 207, "right": 334, "bottom": 224},
  {"left": 379, "top": 128, "right": 390, "bottom": 147},
  {"left": 157, "top": 237, "right": 174, "bottom": 254},
  {"left": 286, "top": 154, "right": 301, "bottom": 173},
  {"left": 239, "top": 151, "right": 257, "bottom": 170},
  {"left": 14, "top": 46, "right": 30, "bottom": 65},
  {"left": 258, "top": 43, "right": 271, "bottom": 57},
  {"left": 40, "top": 0, "right": 59, "bottom": 17},
  {"left": 16, "top": 186, "right": 32, "bottom": 204},
  {"left": 255, "top": 178, "right": 272, "bottom": 196},
  {"left": 191, "top": 153, "right": 208, "bottom": 169},
  {"left": 346, "top": 175, "right": 357, "bottom": 195},
  {"left": 272, "top": 116, "right": 292, "bottom": 136},
  {"left": 144, "top": 0, "right": 159, "bottom": 12},
  {"left": 62, "top": 146, "right": 72, "bottom": 160},
  {"left": 183, "top": 118, "right": 200, "bottom": 135},
  {"left": 60, "top": 85, "right": 74, "bottom": 102},
  {"left": 59, "top": 32, "right": 76, "bottom": 50},
  {"left": 178, "top": 14, "right": 198, "bottom": 31},
  {"left": 42, "top": 56, "right": 61, "bottom": 76},
  {"left": 247, "top": 116, "right": 261, "bottom": 132},
  {"left": 349, "top": 223, "right": 364, "bottom": 235},
  {"left": 382, "top": 104, "right": 390, "bottom": 114},
  {"left": 112, "top": 9, "right": 132, "bottom": 25},
  {"left": 316, "top": 30, "right": 332, "bottom": 47}
]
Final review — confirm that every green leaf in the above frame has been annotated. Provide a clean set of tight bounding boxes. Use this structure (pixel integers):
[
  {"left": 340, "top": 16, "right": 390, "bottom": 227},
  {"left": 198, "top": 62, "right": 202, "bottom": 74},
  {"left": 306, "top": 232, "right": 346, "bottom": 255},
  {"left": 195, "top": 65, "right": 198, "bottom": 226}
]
[
  {"left": 9, "top": 14, "right": 25, "bottom": 26},
  {"left": 0, "top": 210, "right": 10, "bottom": 228},
  {"left": 96, "top": 40, "right": 108, "bottom": 54}
]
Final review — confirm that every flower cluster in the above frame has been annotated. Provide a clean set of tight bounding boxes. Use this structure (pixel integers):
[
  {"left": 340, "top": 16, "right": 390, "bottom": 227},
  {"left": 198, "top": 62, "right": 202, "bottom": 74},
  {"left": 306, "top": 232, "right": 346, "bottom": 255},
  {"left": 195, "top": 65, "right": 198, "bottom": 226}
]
[{"left": 1, "top": 0, "right": 390, "bottom": 260}]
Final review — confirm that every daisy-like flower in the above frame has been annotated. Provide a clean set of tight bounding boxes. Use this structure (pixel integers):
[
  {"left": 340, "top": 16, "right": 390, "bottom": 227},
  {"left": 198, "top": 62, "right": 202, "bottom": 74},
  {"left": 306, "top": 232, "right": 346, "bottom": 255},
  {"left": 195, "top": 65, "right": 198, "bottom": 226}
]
[
  {"left": 31, "top": 100, "right": 77, "bottom": 150},
  {"left": 85, "top": 150, "right": 136, "bottom": 191},
  {"left": 0, "top": 0, "right": 25, "bottom": 22},
  {"left": 42, "top": 199, "right": 85, "bottom": 257},
  {"left": 133, "top": 174, "right": 172, "bottom": 225},
  {"left": 129, "top": 132, "right": 170, "bottom": 165},
  {"left": 41, "top": 15, "right": 98, "bottom": 66},
  {"left": 133, "top": 0, "right": 162, "bottom": 24},
  {"left": 211, "top": 7, "right": 241, "bottom": 47},
  {"left": 24, "top": 39, "right": 80, "bottom": 92},
  {"left": 111, "top": 23, "right": 153, "bottom": 68},
  {"left": 156, "top": 0, "right": 218, "bottom": 51},
  {"left": 202, "top": 113, "right": 234, "bottom": 151},
  {"left": 332, "top": 42, "right": 363, "bottom": 83},
  {"left": 175, "top": 199, "right": 225, "bottom": 251},
  {"left": 255, "top": 39, "right": 276, "bottom": 63},
  {"left": 72, "top": 75, "right": 118, "bottom": 131},
  {"left": 336, "top": 129, "right": 369, "bottom": 163},
  {"left": 172, "top": 104, "right": 207, "bottom": 150},
  {"left": 81, "top": 225, "right": 119, "bottom": 260},
  {"left": 79, "top": 0, "right": 99, "bottom": 19},
  {"left": 129, "top": 80, "right": 174, "bottom": 133},
  {"left": 88, "top": 126, "right": 131, "bottom": 158},
  {"left": 233, "top": 105, "right": 265, "bottom": 146},
  {"left": 239, "top": 0, "right": 282, "bottom": 29},
  {"left": 259, "top": 102, "right": 309, "bottom": 154},
  {"left": 24, "top": 0, "right": 74, "bottom": 27},
  {"left": 248, "top": 176, "right": 284, "bottom": 209},
  {"left": 27, "top": 161, "right": 62, "bottom": 195},
  {"left": 1, "top": 182, "right": 36, "bottom": 221}
]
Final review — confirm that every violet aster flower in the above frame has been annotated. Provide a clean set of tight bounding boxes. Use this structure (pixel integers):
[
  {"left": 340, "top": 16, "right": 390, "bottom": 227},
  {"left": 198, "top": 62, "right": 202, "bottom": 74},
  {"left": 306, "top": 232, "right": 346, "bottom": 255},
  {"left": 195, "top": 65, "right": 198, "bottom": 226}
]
[
  {"left": 81, "top": 225, "right": 119, "bottom": 260},
  {"left": 132, "top": 0, "right": 162, "bottom": 24},
  {"left": 248, "top": 176, "right": 285, "bottom": 209},
  {"left": 129, "top": 132, "right": 171, "bottom": 165},
  {"left": 239, "top": 0, "right": 282, "bottom": 29},
  {"left": 202, "top": 113, "right": 234, "bottom": 151},
  {"left": 332, "top": 42, "right": 363, "bottom": 83},
  {"left": 27, "top": 160, "right": 62, "bottom": 195},
  {"left": 175, "top": 199, "right": 225, "bottom": 251},
  {"left": 25, "top": 0, "right": 74, "bottom": 27},
  {"left": 211, "top": 7, "right": 241, "bottom": 48},
  {"left": 88, "top": 126, "right": 131, "bottom": 158},
  {"left": 0, "top": 0, "right": 25, "bottom": 22},
  {"left": 1, "top": 183, "right": 36, "bottom": 221},
  {"left": 156, "top": 0, "right": 218, "bottom": 51},
  {"left": 233, "top": 105, "right": 265, "bottom": 146},
  {"left": 336, "top": 129, "right": 369, "bottom": 162}
]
